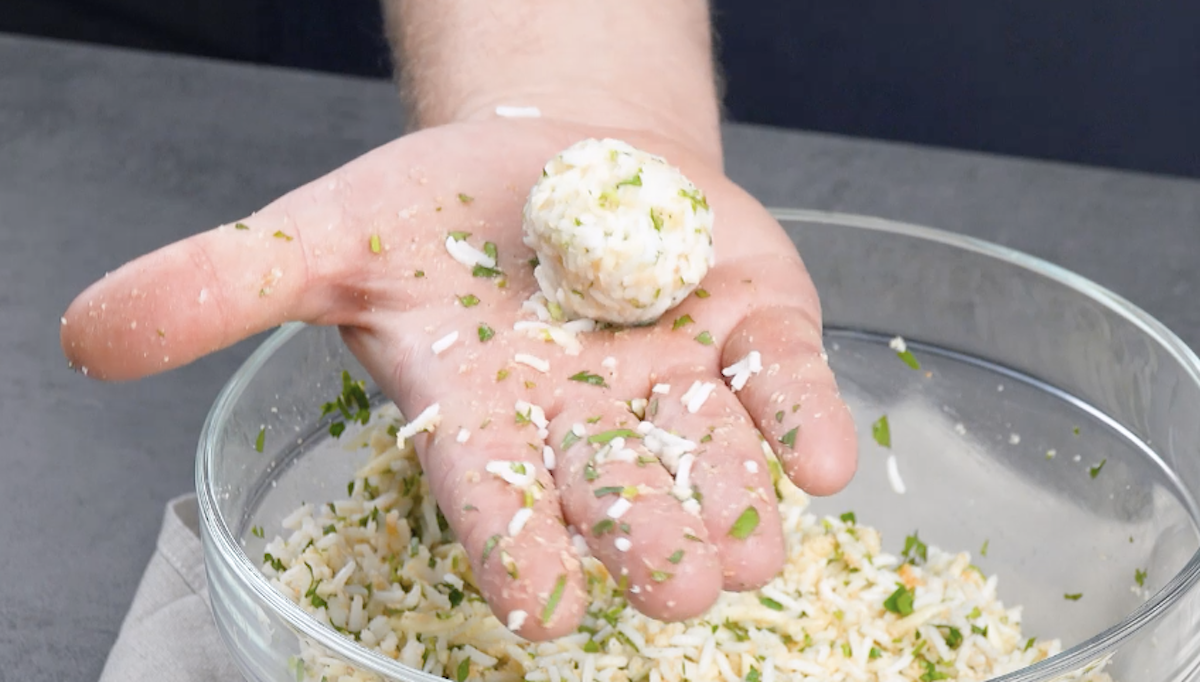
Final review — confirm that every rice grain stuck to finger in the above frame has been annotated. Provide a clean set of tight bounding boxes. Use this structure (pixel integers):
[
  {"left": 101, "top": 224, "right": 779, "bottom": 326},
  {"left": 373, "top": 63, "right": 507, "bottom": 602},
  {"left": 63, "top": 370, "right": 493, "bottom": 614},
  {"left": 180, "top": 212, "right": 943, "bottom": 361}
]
[{"left": 522, "top": 138, "right": 715, "bottom": 325}]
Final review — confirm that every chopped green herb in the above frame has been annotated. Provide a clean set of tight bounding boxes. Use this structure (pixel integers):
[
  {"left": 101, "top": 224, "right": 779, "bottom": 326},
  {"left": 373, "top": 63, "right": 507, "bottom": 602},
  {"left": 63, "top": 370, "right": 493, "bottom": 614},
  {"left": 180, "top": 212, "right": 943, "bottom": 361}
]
[
  {"left": 1024, "top": 637, "right": 1037, "bottom": 651},
  {"left": 1135, "top": 568, "right": 1147, "bottom": 587},
  {"left": 883, "top": 584, "right": 915, "bottom": 616},
  {"left": 980, "top": 539, "right": 989, "bottom": 557},
  {"left": 263, "top": 553, "right": 285, "bottom": 571},
  {"left": 447, "top": 586, "right": 464, "bottom": 608},
  {"left": 872, "top": 415, "right": 891, "bottom": 448},
  {"left": 562, "top": 431, "right": 581, "bottom": 450},
  {"left": 415, "top": 270, "right": 425, "bottom": 278},
  {"left": 649, "top": 208, "right": 664, "bottom": 232},
  {"left": 759, "top": 596, "right": 784, "bottom": 611},
  {"left": 667, "top": 550, "right": 684, "bottom": 564},
  {"left": 616, "top": 171, "right": 642, "bottom": 188},
  {"left": 588, "top": 428, "right": 639, "bottom": 444},
  {"left": 457, "top": 193, "right": 473, "bottom": 204},
  {"left": 779, "top": 426, "right": 798, "bottom": 448},
  {"left": 328, "top": 421, "right": 345, "bottom": 438},
  {"left": 1073, "top": 426, "right": 1081, "bottom": 436},
  {"left": 542, "top": 574, "right": 568, "bottom": 625},
  {"left": 458, "top": 294, "right": 480, "bottom": 307},
  {"left": 592, "top": 519, "right": 615, "bottom": 537},
  {"left": 586, "top": 415, "right": 603, "bottom": 424},
  {"left": 918, "top": 658, "right": 949, "bottom": 681},
  {"left": 496, "top": 369, "right": 509, "bottom": 381},
  {"left": 840, "top": 511, "right": 857, "bottom": 524},
  {"left": 583, "top": 462, "right": 599, "bottom": 481},
  {"left": 1064, "top": 592, "right": 1083, "bottom": 601},
  {"left": 482, "top": 535, "right": 501, "bottom": 562},
  {"left": 456, "top": 658, "right": 470, "bottom": 682},
  {"left": 729, "top": 506, "right": 760, "bottom": 539},
  {"left": 234, "top": 222, "right": 250, "bottom": 230},
  {"left": 473, "top": 264, "right": 502, "bottom": 278},
  {"left": 967, "top": 606, "right": 982, "bottom": 619},
  {"left": 694, "top": 287, "right": 710, "bottom": 299},
  {"left": 250, "top": 525, "right": 264, "bottom": 538},
  {"left": 903, "top": 532, "right": 928, "bottom": 565},
  {"left": 448, "top": 231, "right": 472, "bottom": 241},
  {"left": 723, "top": 620, "right": 750, "bottom": 641},
  {"left": 483, "top": 241, "right": 498, "bottom": 261},
  {"left": 305, "top": 576, "right": 326, "bottom": 608},
  {"left": 672, "top": 314, "right": 694, "bottom": 330},
  {"left": 841, "top": 642, "right": 852, "bottom": 657},
  {"left": 593, "top": 486, "right": 624, "bottom": 497},
  {"left": 774, "top": 410, "right": 784, "bottom": 423},
  {"left": 1089, "top": 459, "right": 1107, "bottom": 479},
  {"left": 679, "top": 188, "right": 709, "bottom": 212},
  {"left": 684, "top": 533, "right": 703, "bottom": 542},
  {"left": 369, "top": 234, "right": 382, "bottom": 254},
  {"left": 897, "top": 349, "right": 921, "bottom": 370},
  {"left": 650, "top": 570, "right": 673, "bottom": 583},
  {"left": 254, "top": 427, "right": 266, "bottom": 453},
  {"left": 938, "top": 625, "right": 963, "bottom": 649},
  {"left": 478, "top": 324, "right": 495, "bottom": 342},
  {"left": 569, "top": 371, "right": 608, "bottom": 388},
  {"left": 273, "top": 230, "right": 293, "bottom": 241},
  {"left": 699, "top": 433, "right": 712, "bottom": 443},
  {"left": 547, "top": 301, "right": 564, "bottom": 321},
  {"left": 619, "top": 522, "right": 632, "bottom": 534},
  {"left": 971, "top": 624, "right": 988, "bottom": 636},
  {"left": 745, "top": 667, "right": 761, "bottom": 682},
  {"left": 695, "top": 330, "right": 714, "bottom": 345},
  {"left": 583, "top": 639, "right": 600, "bottom": 653}
]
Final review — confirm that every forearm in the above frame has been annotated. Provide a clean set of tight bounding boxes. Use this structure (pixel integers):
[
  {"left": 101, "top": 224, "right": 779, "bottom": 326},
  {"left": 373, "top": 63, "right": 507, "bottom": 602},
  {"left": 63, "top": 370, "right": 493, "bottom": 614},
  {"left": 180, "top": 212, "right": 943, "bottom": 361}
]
[{"left": 384, "top": 0, "right": 723, "bottom": 167}]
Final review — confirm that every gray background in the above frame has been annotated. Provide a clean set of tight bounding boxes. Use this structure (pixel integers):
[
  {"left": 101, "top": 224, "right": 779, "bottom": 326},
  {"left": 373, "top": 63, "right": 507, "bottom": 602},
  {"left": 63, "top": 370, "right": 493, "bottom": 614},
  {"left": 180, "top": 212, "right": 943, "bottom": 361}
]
[{"left": 1, "top": 34, "right": 1198, "bottom": 679}]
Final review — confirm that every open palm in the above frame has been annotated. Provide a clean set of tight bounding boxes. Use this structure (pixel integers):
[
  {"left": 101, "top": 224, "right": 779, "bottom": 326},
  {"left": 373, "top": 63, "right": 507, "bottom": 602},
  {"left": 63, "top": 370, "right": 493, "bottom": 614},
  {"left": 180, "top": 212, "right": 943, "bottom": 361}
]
[{"left": 61, "top": 119, "right": 857, "bottom": 640}]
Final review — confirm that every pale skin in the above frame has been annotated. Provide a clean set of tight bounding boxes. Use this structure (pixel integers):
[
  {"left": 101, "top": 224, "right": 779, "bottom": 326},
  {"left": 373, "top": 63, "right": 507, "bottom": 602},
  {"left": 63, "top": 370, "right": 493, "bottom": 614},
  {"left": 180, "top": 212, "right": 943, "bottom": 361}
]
[{"left": 60, "top": 0, "right": 857, "bottom": 641}]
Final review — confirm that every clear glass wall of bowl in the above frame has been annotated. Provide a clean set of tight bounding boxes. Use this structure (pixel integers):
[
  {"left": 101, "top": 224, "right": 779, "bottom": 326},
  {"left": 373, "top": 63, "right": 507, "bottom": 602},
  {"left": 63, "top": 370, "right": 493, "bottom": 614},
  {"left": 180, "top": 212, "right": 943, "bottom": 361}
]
[{"left": 199, "top": 210, "right": 1200, "bottom": 682}]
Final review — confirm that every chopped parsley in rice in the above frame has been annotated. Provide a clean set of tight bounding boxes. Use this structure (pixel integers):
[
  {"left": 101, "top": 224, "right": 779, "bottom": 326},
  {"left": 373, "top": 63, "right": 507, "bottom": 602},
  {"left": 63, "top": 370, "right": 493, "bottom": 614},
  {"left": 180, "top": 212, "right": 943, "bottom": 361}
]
[{"left": 262, "top": 404, "right": 1113, "bottom": 682}]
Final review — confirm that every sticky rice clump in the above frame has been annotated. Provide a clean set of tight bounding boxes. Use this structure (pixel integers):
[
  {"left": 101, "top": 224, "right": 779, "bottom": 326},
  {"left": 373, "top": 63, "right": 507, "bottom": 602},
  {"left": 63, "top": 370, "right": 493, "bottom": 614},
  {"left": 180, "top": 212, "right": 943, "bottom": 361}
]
[{"left": 522, "top": 138, "right": 715, "bottom": 325}]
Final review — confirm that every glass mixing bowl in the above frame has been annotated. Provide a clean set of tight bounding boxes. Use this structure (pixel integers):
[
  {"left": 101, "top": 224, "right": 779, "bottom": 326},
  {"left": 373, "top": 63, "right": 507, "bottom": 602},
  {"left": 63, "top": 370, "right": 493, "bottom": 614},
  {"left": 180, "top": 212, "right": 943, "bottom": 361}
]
[{"left": 198, "top": 210, "right": 1200, "bottom": 682}]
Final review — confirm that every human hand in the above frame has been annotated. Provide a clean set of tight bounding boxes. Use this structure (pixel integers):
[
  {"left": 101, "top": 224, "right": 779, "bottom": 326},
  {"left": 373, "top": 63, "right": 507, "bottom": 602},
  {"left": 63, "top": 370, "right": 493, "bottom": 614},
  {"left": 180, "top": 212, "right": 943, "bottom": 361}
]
[{"left": 60, "top": 118, "right": 856, "bottom": 640}]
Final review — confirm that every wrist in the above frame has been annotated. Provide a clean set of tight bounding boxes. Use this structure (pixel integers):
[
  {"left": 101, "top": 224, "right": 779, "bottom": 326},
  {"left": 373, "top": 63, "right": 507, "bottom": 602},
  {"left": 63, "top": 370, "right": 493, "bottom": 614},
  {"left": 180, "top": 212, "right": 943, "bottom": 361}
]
[
  {"left": 448, "top": 86, "right": 723, "bottom": 170},
  {"left": 388, "top": 0, "right": 724, "bottom": 169}
]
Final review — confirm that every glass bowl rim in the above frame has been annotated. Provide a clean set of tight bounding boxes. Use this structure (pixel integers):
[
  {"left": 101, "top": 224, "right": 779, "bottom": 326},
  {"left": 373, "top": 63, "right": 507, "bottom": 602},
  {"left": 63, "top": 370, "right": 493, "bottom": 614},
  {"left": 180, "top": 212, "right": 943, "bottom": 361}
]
[{"left": 197, "top": 208, "right": 1200, "bottom": 682}]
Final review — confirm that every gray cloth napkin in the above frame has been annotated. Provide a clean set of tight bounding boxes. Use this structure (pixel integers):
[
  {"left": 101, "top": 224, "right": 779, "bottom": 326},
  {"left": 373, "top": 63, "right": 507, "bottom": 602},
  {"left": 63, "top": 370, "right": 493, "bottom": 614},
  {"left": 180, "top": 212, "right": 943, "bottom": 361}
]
[{"left": 100, "top": 494, "right": 240, "bottom": 681}]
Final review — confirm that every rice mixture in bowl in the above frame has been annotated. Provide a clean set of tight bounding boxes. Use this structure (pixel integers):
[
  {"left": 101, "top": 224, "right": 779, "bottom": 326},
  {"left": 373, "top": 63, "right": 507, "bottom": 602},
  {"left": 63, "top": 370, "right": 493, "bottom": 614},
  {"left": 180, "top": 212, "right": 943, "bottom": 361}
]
[{"left": 259, "top": 402, "right": 1111, "bottom": 682}]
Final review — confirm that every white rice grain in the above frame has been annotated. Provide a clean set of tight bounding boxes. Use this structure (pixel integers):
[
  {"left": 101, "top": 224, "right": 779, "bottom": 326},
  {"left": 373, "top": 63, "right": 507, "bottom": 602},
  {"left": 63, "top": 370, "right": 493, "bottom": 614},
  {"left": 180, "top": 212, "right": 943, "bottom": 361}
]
[
  {"left": 508, "top": 508, "right": 534, "bottom": 537},
  {"left": 507, "top": 610, "right": 528, "bottom": 632},
  {"left": 444, "top": 235, "right": 496, "bottom": 269},
  {"left": 496, "top": 105, "right": 542, "bottom": 118},
  {"left": 514, "top": 353, "right": 550, "bottom": 373},
  {"left": 431, "top": 330, "right": 459, "bottom": 355},
  {"left": 680, "top": 381, "right": 716, "bottom": 414},
  {"left": 886, "top": 454, "right": 907, "bottom": 494},
  {"left": 606, "top": 498, "right": 632, "bottom": 519}
]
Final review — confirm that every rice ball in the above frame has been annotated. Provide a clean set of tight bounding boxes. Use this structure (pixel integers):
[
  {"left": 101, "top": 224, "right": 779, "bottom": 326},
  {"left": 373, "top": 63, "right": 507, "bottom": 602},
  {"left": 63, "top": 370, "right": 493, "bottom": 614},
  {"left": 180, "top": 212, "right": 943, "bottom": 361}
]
[{"left": 522, "top": 138, "right": 715, "bottom": 325}]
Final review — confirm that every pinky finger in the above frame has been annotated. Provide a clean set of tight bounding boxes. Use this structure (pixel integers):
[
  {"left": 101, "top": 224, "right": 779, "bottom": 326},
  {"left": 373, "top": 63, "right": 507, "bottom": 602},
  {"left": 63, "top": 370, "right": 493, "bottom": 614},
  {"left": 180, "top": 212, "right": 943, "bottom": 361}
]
[{"left": 723, "top": 306, "right": 858, "bottom": 496}]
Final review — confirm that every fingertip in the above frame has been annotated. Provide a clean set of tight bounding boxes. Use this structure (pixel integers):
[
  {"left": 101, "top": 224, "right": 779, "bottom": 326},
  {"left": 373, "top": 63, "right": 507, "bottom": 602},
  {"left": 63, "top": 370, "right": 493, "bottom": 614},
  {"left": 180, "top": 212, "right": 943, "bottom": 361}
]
[
  {"left": 784, "top": 399, "right": 858, "bottom": 496},
  {"left": 465, "top": 513, "right": 588, "bottom": 642},
  {"left": 718, "top": 519, "right": 785, "bottom": 591},
  {"left": 623, "top": 538, "right": 723, "bottom": 621}
]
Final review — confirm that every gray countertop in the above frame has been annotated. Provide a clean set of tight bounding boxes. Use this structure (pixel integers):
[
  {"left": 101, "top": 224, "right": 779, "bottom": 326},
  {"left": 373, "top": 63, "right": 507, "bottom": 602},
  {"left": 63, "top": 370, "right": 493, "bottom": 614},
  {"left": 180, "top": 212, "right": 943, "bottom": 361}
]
[{"left": 1, "top": 34, "right": 1197, "bottom": 680}]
